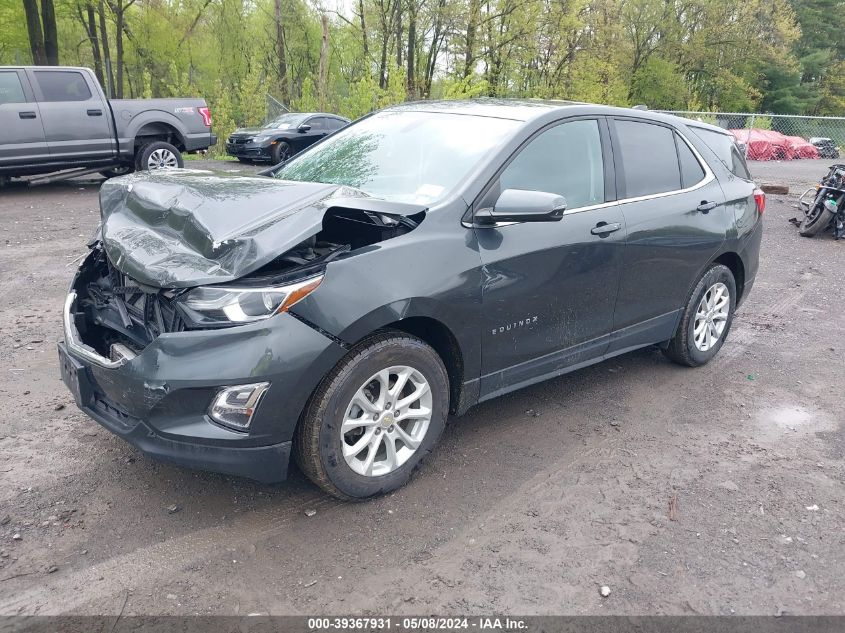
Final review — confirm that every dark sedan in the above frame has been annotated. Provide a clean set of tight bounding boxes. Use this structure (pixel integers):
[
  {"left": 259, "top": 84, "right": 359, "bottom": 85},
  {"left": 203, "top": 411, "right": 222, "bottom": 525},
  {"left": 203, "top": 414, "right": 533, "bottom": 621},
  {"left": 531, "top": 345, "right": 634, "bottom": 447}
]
[{"left": 226, "top": 112, "right": 349, "bottom": 164}]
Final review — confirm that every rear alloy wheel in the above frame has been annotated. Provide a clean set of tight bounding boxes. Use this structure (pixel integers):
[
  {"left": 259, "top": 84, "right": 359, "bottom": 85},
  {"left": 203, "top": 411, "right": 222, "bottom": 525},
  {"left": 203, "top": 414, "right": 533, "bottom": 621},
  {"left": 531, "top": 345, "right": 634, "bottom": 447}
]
[
  {"left": 664, "top": 264, "right": 736, "bottom": 367},
  {"left": 295, "top": 333, "right": 449, "bottom": 500},
  {"left": 136, "top": 141, "right": 184, "bottom": 171}
]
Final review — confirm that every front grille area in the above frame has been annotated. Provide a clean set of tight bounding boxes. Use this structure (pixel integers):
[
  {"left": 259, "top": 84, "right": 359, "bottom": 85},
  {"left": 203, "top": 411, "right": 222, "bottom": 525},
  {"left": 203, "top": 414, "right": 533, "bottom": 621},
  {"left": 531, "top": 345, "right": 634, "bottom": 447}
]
[{"left": 76, "top": 245, "right": 189, "bottom": 355}]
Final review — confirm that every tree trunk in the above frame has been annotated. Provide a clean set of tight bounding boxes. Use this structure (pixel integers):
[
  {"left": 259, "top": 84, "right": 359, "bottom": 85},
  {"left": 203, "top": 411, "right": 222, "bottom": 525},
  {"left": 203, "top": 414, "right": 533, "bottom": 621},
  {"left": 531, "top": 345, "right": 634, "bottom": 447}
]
[
  {"left": 274, "top": 0, "right": 288, "bottom": 101},
  {"left": 22, "top": 0, "right": 47, "bottom": 65},
  {"left": 86, "top": 3, "right": 104, "bottom": 87},
  {"left": 395, "top": 2, "right": 402, "bottom": 68},
  {"left": 406, "top": 1, "right": 416, "bottom": 98},
  {"left": 464, "top": 0, "right": 481, "bottom": 78},
  {"left": 357, "top": 0, "right": 369, "bottom": 61},
  {"left": 98, "top": 0, "right": 115, "bottom": 97},
  {"left": 318, "top": 13, "right": 329, "bottom": 109},
  {"left": 41, "top": 0, "right": 59, "bottom": 64},
  {"left": 423, "top": 0, "right": 445, "bottom": 97},
  {"left": 114, "top": 6, "right": 124, "bottom": 98}
]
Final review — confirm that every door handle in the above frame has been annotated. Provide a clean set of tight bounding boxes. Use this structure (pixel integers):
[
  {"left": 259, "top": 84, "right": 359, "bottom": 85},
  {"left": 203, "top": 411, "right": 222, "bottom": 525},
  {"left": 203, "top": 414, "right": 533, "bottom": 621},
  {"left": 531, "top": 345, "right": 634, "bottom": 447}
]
[
  {"left": 18, "top": 111, "right": 36, "bottom": 119},
  {"left": 591, "top": 221, "right": 622, "bottom": 236},
  {"left": 697, "top": 200, "right": 717, "bottom": 213},
  {"left": 87, "top": 109, "right": 103, "bottom": 116}
]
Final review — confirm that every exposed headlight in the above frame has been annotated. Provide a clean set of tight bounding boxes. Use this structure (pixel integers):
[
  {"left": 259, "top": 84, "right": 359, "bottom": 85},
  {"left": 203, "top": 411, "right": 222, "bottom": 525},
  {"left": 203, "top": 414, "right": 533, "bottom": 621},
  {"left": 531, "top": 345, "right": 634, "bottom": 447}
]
[
  {"left": 176, "top": 275, "right": 323, "bottom": 326},
  {"left": 251, "top": 135, "right": 271, "bottom": 144}
]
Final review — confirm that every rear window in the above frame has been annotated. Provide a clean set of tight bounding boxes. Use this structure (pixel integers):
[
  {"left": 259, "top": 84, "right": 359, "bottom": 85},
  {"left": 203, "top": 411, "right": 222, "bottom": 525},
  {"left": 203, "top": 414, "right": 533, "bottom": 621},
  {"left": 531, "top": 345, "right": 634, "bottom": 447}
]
[
  {"left": 615, "top": 120, "right": 681, "bottom": 197},
  {"left": 34, "top": 71, "right": 92, "bottom": 102},
  {"left": 0, "top": 71, "right": 26, "bottom": 104},
  {"left": 690, "top": 127, "right": 752, "bottom": 180}
]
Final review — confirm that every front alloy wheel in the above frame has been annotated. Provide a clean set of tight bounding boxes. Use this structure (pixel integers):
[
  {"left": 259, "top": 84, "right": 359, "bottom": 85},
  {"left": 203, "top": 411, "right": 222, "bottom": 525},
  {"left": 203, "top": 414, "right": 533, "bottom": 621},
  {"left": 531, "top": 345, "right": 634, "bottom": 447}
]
[
  {"left": 341, "top": 366, "right": 433, "bottom": 477},
  {"left": 295, "top": 333, "right": 449, "bottom": 500}
]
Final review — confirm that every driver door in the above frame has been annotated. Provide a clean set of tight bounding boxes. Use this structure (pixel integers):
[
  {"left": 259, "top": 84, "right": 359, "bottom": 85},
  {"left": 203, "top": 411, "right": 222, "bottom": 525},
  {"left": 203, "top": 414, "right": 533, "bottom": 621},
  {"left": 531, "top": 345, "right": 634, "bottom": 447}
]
[{"left": 474, "top": 117, "right": 626, "bottom": 398}]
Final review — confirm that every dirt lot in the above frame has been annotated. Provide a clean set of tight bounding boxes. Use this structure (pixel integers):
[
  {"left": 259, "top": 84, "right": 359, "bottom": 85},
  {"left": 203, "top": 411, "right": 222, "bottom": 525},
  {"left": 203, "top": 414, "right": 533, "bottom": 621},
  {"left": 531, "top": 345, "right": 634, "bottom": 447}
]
[{"left": 0, "top": 160, "right": 843, "bottom": 617}]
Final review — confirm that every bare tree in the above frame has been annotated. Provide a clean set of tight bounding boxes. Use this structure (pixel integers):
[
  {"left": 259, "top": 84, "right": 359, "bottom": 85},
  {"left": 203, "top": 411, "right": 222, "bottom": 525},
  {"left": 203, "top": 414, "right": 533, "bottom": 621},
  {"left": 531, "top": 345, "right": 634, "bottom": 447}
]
[
  {"left": 318, "top": 13, "right": 329, "bottom": 109},
  {"left": 23, "top": 0, "right": 47, "bottom": 65},
  {"left": 274, "top": 0, "right": 289, "bottom": 101}
]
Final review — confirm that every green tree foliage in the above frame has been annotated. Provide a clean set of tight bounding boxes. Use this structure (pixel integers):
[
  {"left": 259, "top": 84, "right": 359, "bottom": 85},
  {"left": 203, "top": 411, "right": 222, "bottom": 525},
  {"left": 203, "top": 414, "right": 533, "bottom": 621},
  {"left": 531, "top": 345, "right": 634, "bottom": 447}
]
[{"left": 1, "top": 0, "right": 842, "bottom": 126}]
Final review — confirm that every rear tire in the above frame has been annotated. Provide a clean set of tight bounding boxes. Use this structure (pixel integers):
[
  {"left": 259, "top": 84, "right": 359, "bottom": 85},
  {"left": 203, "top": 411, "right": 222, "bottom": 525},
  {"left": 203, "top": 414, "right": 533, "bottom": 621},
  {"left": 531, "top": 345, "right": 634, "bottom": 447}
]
[
  {"left": 663, "top": 264, "right": 736, "bottom": 367},
  {"left": 295, "top": 332, "right": 449, "bottom": 500},
  {"left": 136, "top": 141, "right": 184, "bottom": 171}
]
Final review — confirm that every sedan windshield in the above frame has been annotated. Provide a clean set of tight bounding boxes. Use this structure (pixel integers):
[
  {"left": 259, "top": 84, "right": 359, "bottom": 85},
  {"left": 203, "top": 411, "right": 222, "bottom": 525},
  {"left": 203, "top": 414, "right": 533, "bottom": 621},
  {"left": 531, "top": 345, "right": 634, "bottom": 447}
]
[
  {"left": 273, "top": 110, "right": 520, "bottom": 204},
  {"left": 264, "top": 113, "right": 307, "bottom": 130}
]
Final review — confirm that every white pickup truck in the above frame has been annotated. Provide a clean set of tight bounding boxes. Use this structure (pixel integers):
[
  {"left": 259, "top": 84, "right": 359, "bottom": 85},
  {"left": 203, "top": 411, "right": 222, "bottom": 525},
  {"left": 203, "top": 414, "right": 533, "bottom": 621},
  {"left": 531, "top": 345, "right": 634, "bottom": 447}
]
[{"left": 0, "top": 65, "right": 217, "bottom": 182}]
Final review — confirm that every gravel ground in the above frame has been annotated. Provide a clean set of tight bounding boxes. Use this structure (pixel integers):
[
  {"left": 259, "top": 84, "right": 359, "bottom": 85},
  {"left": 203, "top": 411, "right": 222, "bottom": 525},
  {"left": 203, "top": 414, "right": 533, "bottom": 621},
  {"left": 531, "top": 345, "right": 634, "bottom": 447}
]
[{"left": 0, "top": 160, "right": 843, "bottom": 616}]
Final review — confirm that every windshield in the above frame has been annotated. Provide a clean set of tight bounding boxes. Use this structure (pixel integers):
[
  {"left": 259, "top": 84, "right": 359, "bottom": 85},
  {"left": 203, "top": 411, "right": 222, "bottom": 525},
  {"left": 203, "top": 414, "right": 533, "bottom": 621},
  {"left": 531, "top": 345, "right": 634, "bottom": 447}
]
[
  {"left": 273, "top": 110, "right": 520, "bottom": 204},
  {"left": 264, "top": 113, "right": 307, "bottom": 130}
]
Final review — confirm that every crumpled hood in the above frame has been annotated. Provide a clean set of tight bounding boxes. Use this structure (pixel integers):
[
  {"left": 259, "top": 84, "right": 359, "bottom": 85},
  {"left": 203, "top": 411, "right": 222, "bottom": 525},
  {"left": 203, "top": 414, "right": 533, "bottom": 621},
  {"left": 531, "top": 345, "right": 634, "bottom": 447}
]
[{"left": 99, "top": 169, "right": 354, "bottom": 288}]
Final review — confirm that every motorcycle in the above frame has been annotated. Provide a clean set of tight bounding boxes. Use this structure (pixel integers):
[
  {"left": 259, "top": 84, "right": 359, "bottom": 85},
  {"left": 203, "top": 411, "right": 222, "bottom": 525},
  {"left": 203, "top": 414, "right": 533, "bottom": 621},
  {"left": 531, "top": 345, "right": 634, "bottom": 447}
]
[{"left": 797, "top": 163, "right": 845, "bottom": 239}]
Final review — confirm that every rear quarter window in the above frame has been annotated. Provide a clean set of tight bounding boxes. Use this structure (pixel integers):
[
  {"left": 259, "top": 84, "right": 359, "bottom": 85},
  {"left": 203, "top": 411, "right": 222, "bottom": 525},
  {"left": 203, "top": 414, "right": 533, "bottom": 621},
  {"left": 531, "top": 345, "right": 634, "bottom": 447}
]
[{"left": 690, "top": 127, "right": 752, "bottom": 181}]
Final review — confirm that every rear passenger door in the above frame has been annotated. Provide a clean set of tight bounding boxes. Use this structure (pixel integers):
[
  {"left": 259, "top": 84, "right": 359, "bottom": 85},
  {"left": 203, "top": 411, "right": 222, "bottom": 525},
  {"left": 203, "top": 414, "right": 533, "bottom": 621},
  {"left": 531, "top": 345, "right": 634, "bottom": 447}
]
[
  {"left": 27, "top": 69, "right": 116, "bottom": 161},
  {"left": 0, "top": 69, "right": 48, "bottom": 165},
  {"left": 609, "top": 118, "right": 728, "bottom": 351}
]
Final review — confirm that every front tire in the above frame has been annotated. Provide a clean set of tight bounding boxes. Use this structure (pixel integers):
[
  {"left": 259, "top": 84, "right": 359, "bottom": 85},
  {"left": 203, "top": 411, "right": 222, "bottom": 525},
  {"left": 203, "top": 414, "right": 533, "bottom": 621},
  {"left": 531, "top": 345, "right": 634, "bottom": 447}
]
[
  {"left": 295, "top": 333, "right": 449, "bottom": 500},
  {"left": 663, "top": 264, "right": 736, "bottom": 367},
  {"left": 799, "top": 200, "right": 834, "bottom": 237},
  {"left": 136, "top": 141, "right": 184, "bottom": 171},
  {"left": 271, "top": 141, "right": 292, "bottom": 165}
]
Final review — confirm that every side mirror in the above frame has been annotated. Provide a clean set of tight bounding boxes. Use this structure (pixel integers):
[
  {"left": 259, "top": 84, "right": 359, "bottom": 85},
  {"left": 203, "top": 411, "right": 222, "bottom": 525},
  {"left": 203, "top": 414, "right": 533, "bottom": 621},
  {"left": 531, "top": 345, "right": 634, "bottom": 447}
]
[
  {"left": 298, "top": 124, "right": 312, "bottom": 133},
  {"left": 482, "top": 188, "right": 567, "bottom": 224}
]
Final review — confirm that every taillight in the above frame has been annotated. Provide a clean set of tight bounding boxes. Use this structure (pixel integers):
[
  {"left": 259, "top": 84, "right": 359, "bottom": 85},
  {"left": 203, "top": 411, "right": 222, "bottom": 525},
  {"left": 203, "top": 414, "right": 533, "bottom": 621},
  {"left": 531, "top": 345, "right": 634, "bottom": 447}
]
[
  {"left": 753, "top": 187, "right": 765, "bottom": 214},
  {"left": 198, "top": 106, "right": 212, "bottom": 127}
]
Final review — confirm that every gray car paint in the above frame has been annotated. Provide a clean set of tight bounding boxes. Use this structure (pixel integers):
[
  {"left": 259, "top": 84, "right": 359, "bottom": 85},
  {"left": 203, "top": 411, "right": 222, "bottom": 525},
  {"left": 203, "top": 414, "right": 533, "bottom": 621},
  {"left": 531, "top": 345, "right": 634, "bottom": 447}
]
[{"left": 60, "top": 99, "right": 763, "bottom": 483}]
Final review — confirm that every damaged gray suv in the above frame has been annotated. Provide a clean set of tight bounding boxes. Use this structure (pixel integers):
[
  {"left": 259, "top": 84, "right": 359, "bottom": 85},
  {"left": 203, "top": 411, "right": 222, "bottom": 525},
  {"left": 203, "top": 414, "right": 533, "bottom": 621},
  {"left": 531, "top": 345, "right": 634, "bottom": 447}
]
[{"left": 59, "top": 100, "right": 763, "bottom": 499}]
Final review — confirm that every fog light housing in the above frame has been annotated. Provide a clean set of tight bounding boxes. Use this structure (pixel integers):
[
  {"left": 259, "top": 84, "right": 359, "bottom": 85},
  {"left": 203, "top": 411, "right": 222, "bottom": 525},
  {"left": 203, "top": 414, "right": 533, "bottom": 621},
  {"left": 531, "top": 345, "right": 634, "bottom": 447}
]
[{"left": 208, "top": 382, "right": 270, "bottom": 431}]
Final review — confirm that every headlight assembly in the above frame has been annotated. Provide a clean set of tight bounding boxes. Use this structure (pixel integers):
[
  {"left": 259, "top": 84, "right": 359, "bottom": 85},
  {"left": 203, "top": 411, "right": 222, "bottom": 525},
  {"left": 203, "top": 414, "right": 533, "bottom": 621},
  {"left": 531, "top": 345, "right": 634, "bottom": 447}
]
[
  {"left": 251, "top": 135, "right": 271, "bottom": 144},
  {"left": 176, "top": 275, "right": 323, "bottom": 326}
]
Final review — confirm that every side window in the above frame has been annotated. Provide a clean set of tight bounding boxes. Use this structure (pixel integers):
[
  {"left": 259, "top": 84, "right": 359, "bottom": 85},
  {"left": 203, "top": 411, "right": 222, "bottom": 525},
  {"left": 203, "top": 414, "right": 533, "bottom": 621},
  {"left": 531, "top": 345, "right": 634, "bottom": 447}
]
[
  {"left": 615, "top": 120, "right": 680, "bottom": 197},
  {"left": 307, "top": 117, "right": 325, "bottom": 132},
  {"left": 498, "top": 119, "right": 605, "bottom": 210},
  {"left": 327, "top": 118, "right": 346, "bottom": 131},
  {"left": 34, "top": 71, "right": 92, "bottom": 102},
  {"left": 676, "top": 133, "right": 706, "bottom": 188},
  {"left": 690, "top": 127, "right": 752, "bottom": 180},
  {"left": 0, "top": 71, "right": 27, "bottom": 104}
]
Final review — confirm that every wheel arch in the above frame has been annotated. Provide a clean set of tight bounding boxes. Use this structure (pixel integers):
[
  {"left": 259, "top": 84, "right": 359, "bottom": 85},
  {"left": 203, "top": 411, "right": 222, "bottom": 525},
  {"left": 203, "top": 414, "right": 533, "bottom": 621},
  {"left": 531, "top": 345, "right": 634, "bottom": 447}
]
[
  {"left": 372, "top": 316, "right": 467, "bottom": 415},
  {"left": 712, "top": 251, "right": 746, "bottom": 305},
  {"left": 134, "top": 121, "right": 186, "bottom": 151}
]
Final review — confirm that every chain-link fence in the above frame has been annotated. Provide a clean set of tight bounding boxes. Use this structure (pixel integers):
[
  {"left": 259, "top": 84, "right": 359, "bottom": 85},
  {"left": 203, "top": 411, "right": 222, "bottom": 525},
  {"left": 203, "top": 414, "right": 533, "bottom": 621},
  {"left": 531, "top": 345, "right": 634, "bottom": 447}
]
[
  {"left": 657, "top": 110, "right": 845, "bottom": 191},
  {"left": 657, "top": 111, "right": 845, "bottom": 160}
]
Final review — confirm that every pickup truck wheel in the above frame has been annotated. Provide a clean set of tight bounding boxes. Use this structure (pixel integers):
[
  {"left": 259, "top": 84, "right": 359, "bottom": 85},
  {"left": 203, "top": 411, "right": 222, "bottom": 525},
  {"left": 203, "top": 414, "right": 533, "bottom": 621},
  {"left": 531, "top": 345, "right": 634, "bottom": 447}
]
[
  {"left": 136, "top": 141, "right": 183, "bottom": 171},
  {"left": 295, "top": 333, "right": 449, "bottom": 500},
  {"left": 100, "top": 164, "right": 134, "bottom": 179}
]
